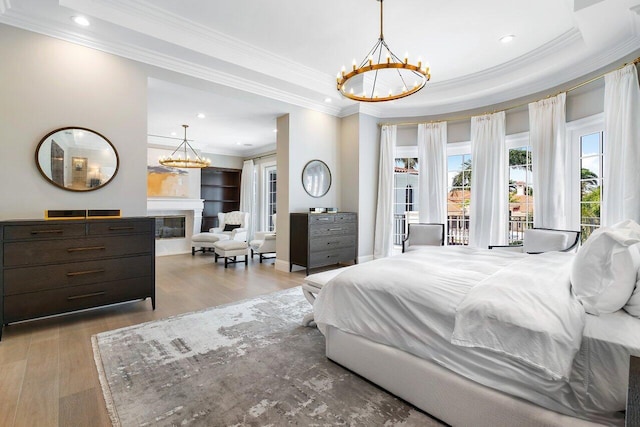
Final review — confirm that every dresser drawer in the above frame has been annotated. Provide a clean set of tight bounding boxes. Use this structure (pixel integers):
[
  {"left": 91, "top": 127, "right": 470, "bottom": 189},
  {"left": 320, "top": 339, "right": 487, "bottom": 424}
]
[
  {"left": 4, "top": 255, "right": 153, "bottom": 296},
  {"left": 310, "top": 235, "right": 356, "bottom": 251},
  {"left": 334, "top": 213, "right": 357, "bottom": 223},
  {"left": 308, "top": 214, "right": 334, "bottom": 224},
  {"left": 3, "top": 223, "right": 85, "bottom": 241},
  {"left": 4, "top": 235, "right": 153, "bottom": 267},
  {"left": 4, "top": 277, "right": 152, "bottom": 323},
  {"left": 310, "top": 222, "right": 357, "bottom": 237},
  {"left": 88, "top": 219, "right": 153, "bottom": 236},
  {"left": 309, "top": 247, "right": 356, "bottom": 268}
]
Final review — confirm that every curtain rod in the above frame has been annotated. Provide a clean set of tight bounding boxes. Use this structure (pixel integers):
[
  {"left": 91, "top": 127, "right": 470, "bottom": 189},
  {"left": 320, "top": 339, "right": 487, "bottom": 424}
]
[
  {"left": 246, "top": 152, "right": 276, "bottom": 161},
  {"left": 378, "top": 56, "right": 640, "bottom": 127}
]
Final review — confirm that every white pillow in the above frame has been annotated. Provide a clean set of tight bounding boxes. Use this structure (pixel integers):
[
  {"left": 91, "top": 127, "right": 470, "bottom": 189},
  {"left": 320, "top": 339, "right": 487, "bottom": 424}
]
[
  {"left": 522, "top": 229, "right": 569, "bottom": 253},
  {"left": 625, "top": 276, "right": 640, "bottom": 317},
  {"left": 570, "top": 227, "right": 640, "bottom": 315}
]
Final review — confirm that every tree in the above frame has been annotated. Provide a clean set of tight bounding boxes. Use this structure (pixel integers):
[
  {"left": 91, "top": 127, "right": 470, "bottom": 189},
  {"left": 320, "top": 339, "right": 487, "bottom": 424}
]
[
  {"left": 509, "top": 148, "right": 531, "bottom": 170},
  {"left": 580, "top": 168, "right": 599, "bottom": 194},
  {"left": 451, "top": 160, "right": 472, "bottom": 187}
]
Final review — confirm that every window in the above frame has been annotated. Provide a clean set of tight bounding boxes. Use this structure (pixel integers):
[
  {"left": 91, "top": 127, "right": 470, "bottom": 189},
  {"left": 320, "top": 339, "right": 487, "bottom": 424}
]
[
  {"left": 393, "top": 157, "right": 419, "bottom": 245},
  {"left": 568, "top": 113, "right": 604, "bottom": 242},
  {"left": 447, "top": 145, "right": 472, "bottom": 245},
  {"left": 265, "top": 165, "right": 277, "bottom": 231},
  {"left": 507, "top": 134, "right": 533, "bottom": 244},
  {"left": 579, "top": 131, "right": 604, "bottom": 241}
]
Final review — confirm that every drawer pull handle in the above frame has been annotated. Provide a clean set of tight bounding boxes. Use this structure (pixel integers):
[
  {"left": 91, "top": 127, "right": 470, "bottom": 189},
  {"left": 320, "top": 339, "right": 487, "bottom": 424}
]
[
  {"left": 66, "top": 269, "right": 106, "bottom": 277},
  {"left": 30, "top": 229, "right": 63, "bottom": 235},
  {"left": 328, "top": 228, "right": 342, "bottom": 231},
  {"left": 67, "top": 291, "right": 106, "bottom": 301},
  {"left": 327, "top": 241, "right": 340, "bottom": 245},
  {"left": 108, "top": 226, "right": 135, "bottom": 231},
  {"left": 317, "top": 218, "right": 330, "bottom": 221},
  {"left": 67, "top": 246, "right": 106, "bottom": 253}
]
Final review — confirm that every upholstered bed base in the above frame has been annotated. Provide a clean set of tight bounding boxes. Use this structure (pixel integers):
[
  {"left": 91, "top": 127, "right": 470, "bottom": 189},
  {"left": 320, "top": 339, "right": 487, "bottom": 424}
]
[{"left": 325, "top": 326, "right": 604, "bottom": 427}]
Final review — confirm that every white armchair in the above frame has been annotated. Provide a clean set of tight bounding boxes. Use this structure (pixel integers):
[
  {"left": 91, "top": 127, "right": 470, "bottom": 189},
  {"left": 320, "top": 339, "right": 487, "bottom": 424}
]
[
  {"left": 402, "top": 223, "right": 445, "bottom": 253},
  {"left": 210, "top": 211, "right": 250, "bottom": 242},
  {"left": 249, "top": 214, "right": 276, "bottom": 263},
  {"left": 489, "top": 228, "right": 581, "bottom": 254}
]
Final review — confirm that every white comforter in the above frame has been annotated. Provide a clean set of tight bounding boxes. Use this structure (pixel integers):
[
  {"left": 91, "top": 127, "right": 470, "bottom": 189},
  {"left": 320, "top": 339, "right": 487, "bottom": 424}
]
[
  {"left": 313, "top": 246, "right": 628, "bottom": 424},
  {"left": 451, "top": 252, "right": 585, "bottom": 381}
]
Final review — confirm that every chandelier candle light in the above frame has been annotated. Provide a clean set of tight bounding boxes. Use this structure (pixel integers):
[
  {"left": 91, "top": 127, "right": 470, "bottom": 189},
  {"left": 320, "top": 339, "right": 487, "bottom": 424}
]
[
  {"left": 337, "top": 0, "right": 430, "bottom": 102},
  {"left": 159, "top": 124, "right": 211, "bottom": 168}
]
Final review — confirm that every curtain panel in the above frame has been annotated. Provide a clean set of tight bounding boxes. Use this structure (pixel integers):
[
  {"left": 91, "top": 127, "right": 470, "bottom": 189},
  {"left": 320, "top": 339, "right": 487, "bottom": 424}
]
[
  {"left": 239, "top": 159, "right": 256, "bottom": 241},
  {"left": 374, "top": 125, "right": 396, "bottom": 258},
  {"left": 417, "top": 122, "right": 448, "bottom": 225},
  {"left": 529, "top": 92, "right": 572, "bottom": 230},
  {"left": 603, "top": 63, "right": 640, "bottom": 225},
  {"left": 469, "top": 111, "right": 507, "bottom": 248}
]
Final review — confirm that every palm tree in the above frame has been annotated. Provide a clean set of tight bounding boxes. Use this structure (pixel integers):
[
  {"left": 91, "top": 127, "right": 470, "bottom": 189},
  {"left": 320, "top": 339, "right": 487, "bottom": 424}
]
[
  {"left": 451, "top": 160, "right": 472, "bottom": 187},
  {"left": 580, "top": 168, "right": 599, "bottom": 194}
]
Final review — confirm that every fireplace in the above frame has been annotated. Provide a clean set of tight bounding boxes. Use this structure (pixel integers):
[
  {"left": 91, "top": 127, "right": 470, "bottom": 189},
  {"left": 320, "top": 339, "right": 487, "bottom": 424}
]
[
  {"left": 155, "top": 216, "right": 185, "bottom": 239},
  {"left": 147, "top": 198, "right": 204, "bottom": 256}
]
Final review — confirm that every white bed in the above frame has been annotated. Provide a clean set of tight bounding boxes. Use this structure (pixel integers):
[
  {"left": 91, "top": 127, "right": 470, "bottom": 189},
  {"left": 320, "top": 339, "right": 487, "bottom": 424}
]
[{"left": 313, "top": 246, "right": 640, "bottom": 426}]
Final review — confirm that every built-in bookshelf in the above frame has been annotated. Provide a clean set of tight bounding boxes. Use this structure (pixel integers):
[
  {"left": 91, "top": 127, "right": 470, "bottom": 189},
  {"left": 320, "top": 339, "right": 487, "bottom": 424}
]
[{"left": 200, "top": 167, "right": 241, "bottom": 232}]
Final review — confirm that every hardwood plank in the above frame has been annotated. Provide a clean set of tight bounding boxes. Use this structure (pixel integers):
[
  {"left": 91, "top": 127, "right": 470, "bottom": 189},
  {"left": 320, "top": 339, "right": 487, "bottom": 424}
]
[
  {"left": 13, "top": 338, "right": 60, "bottom": 426},
  {"left": 0, "top": 360, "right": 27, "bottom": 427},
  {"left": 59, "top": 388, "right": 110, "bottom": 427}
]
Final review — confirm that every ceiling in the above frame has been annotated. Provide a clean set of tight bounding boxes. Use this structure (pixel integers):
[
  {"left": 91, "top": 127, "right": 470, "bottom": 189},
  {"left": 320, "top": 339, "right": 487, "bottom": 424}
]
[{"left": 2, "top": 0, "right": 639, "bottom": 155}]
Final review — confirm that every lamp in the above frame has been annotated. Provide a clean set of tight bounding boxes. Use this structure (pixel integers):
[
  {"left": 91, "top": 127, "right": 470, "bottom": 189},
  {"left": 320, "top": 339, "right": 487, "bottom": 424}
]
[
  {"left": 337, "top": 0, "right": 430, "bottom": 102},
  {"left": 159, "top": 124, "right": 211, "bottom": 168}
]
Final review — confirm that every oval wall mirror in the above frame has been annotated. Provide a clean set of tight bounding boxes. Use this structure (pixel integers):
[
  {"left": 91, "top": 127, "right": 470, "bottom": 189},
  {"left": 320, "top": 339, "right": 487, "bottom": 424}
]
[
  {"left": 35, "top": 127, "right": 119, "bottom": 192},
  {"left": 302, "top": 159, "right": 331, "bottom": 198}
]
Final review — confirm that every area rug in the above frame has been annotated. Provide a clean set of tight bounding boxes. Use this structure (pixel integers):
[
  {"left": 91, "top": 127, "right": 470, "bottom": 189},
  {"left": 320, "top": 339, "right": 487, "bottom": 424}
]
[{"left": 92, "top": 287, "right": 443, "bottom": 426}]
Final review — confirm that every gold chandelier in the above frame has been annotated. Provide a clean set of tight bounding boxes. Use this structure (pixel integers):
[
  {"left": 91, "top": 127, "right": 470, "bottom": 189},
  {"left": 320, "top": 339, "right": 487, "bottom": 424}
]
[
  {"left": 159, "top": 124, "right": 211, "bottom": 168},
  {"left": 337, "top": 0, "right": 430, "bottom": 102}
]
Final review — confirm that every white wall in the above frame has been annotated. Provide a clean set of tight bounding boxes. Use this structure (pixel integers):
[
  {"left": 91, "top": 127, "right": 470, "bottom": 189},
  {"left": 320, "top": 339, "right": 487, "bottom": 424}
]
[
  {"left": 0, "top": 24, "right": 147, "bottom": 219},
  {"left": 275, "top": 110, "right": 341, "bottom": 271},
  {"left": 339, "top": 113, "right": 379, "bottom": 261}
]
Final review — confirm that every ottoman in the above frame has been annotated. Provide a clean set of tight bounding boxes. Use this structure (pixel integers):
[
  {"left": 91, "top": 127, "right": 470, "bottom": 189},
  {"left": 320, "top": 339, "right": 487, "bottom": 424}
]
[
  {"left": 191, "top": 232, "right": 229, "bottom": 255},
  {"left": 213, "top": 240, "right": 249, "bottom": 268}
]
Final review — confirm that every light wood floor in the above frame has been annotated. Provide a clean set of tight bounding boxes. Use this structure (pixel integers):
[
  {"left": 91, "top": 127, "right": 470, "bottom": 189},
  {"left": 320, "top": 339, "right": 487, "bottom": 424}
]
[{"left": 0, "top": 253, "right": 307, "bottom": 427}]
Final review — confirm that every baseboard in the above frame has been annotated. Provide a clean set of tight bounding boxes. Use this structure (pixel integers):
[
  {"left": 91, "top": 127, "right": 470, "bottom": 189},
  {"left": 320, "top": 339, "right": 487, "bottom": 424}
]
[{"left": 357, "top": 254, "right": 374, "bottom": 263}]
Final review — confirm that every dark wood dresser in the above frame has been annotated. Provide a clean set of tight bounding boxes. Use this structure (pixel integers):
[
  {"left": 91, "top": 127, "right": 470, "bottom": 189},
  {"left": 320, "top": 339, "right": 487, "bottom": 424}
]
[
  {"left": 0, "top": 217, "right": 155, "bottom": 340},
  {"left": 290, "top": 212, "right": 357, "bottom": 275}
]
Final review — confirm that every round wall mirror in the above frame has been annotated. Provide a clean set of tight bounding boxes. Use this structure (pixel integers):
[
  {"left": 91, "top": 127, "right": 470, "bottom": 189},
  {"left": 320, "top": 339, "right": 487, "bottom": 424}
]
[
  {"left": 302, "top": 159, "right": 331, "bottom": 198},
  {"left": 35, "top": 127, "right": 119, "bottom": 192}
]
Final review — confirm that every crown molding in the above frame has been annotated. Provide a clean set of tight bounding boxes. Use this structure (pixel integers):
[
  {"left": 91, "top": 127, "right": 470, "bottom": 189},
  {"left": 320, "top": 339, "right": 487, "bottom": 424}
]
[
  {"left": 0, "top": 11, "right": 343, "bottom": 117},
  {"left": 60, "top": 0, "right": 335, "bottom": 94}
]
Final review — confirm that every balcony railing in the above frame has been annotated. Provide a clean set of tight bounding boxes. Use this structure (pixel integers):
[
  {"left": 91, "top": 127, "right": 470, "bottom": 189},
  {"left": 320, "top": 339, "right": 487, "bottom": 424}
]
[{"left": 393, "top": 213, "right": 533, "bottom": 247}]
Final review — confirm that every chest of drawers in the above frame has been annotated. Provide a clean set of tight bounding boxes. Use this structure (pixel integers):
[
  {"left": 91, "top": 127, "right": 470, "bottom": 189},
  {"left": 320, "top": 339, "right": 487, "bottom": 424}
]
[
  {"left": 0, "top": 217, "right": 155, "bottom": 340},
  {"left": 290, "top": 212, "right": 358, "bottom": 275}
]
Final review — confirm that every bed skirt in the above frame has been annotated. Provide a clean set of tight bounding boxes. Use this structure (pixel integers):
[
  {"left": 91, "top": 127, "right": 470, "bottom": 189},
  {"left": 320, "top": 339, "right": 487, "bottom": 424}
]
[{"left": 325, "top": 326, "right": 607, "bottom": 427}]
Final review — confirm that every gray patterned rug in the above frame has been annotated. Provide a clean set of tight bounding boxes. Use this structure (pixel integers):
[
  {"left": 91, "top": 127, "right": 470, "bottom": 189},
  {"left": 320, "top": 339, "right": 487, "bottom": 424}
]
[{"left": 92, "top": 287, "right": 443, "bottom": 426}]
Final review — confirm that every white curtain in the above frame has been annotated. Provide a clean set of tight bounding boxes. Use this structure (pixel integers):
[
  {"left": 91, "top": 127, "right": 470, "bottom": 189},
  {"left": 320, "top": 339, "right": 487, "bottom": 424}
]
[
  {"left": 603, "top": 63, "right": 640, "bottom": 225},
  {"left": 374, "top": 125, "right": 396, "bottom": 258},
  {"left": 239, "top": 159, "right": 255, "bottom": 241},
  {"left": 469, "top": 111, "right": 507, "bottom": 248},
  {"left": 529, "top": 92, "right": 571, "bottom": 229},
  {"left": 417, "top": 122, "right": 448, "bottom": 225}
]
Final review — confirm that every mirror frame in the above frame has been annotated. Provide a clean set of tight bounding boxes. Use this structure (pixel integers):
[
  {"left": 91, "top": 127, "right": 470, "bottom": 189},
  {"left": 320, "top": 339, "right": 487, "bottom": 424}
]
[
  {"left": 35, "top": 126, "right": 120, "bottom": 192},
  {"left": 301, "top": 159, "right": 332, "bottom": 198}
]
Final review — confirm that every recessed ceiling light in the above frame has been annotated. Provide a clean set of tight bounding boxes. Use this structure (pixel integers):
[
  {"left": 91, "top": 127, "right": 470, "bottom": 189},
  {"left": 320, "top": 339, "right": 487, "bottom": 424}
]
[
  {"left": 196, "top": 113, "right": 206, "bottom": 119},
  {"left": 236, "top": 142, "right": 241, "bottom": 145},
  {"left": 71, "top": 16, "right": 90, "bottom": 27},
  {"left": 499, "top": 34, "right": 515, "bottom": 44},
  {"left": 324, "top": 97, "right": 332, "bottom": 103},
  {"left": 273, "top": 129, "right": 278, "bottom": 133},
  {"left": 170, "top": 132, "right": 177, "bottom": 136}
]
